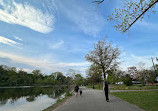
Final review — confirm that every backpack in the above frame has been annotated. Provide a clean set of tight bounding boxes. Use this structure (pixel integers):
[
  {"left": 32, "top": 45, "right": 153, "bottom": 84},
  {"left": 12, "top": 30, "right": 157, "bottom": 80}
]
[{"left": 75, "top": 86, "right": 79, "bottom": 90}]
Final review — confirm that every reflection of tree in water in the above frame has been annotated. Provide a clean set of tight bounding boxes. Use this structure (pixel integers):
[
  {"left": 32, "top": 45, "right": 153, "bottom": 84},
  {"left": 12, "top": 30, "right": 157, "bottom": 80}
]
[
  {"left": 0, "top": 86, "right": 67, "bottom": 105},
  {"left": 48, "top": 88, "right": 65, "bottom": 99},
  {"left": 26, "top": 95, "right": 36, "bottom": 102},
  {"left": 9, "top": 98, "right": 19, "bottom": 104},
  {"left": 0, "top": 98, "right": 8, "bottom": 105}
]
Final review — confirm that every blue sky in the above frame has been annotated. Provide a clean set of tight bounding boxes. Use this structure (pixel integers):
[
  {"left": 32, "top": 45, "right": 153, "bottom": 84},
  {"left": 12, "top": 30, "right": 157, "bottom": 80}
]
[{"left": 0, "top": 0, "right": 158, "bottom": 76}]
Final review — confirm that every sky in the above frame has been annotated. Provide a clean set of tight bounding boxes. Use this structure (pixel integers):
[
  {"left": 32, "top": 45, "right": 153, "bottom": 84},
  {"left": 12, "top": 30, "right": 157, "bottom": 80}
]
[{"left": 0, "top": 0, "right": 158, "bottom": 76}]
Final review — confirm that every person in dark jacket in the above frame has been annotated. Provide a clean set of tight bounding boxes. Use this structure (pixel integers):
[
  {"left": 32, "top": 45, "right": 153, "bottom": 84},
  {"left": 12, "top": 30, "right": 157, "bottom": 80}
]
[
  {"left": 74, "top": 85, "right": 79, "bottom": 97},
  {"left": 104, "top": 81, "right": 109, "bottom": 102}
]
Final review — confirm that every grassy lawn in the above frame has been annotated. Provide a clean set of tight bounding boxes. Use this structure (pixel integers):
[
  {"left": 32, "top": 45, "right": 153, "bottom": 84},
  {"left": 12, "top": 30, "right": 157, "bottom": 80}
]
[
  {"left": 86, "top": 85, "right": 103, "bottom": 90},
  {"left": 110, "top": 84, "right": 158, "bottom": 90},
  {"left": 111, "top": 91, "right": 158, "bottom": 111},
  {"left": 87, "top": 84, "right": 158, "bottom": 90}
]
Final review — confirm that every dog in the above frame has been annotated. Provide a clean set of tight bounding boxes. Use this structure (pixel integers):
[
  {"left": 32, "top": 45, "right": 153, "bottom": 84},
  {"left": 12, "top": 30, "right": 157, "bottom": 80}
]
[{"left": 79, "top": 90, "right": 82, "bottom": 96}]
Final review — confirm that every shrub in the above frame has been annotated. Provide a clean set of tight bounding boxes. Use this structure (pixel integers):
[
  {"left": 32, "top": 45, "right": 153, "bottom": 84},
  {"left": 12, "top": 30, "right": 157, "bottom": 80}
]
[
  {"left": 65, "top": 90, "right": 72, "bottom": 96},
  {"left": 123, "top": 75, "right": 133, "bottom": 86}
]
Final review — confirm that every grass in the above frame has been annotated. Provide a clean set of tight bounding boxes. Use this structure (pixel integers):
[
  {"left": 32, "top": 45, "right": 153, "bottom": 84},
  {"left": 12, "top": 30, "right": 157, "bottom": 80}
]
[
  {"left": 111, "top": 91, "right": 158, "bottom": 111},
  {"left": 87, "top": 85, "right": 103, "bottom": 90},
  {"left": 87, "top": 84, "right": 158, "bottom": 90},
  {"left": 110, "top": 84, "right": 158, "bottom": 90}
]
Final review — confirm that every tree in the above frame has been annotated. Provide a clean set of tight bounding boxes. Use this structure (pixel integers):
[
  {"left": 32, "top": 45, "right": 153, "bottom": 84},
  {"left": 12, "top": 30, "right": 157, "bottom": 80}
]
[
  {"left": 138, "top": 69, "right": 154, "bottom": 85},
  {"left": 123, "top": 74, "right": 133, "bottom": 86},
  {"left": 18, "top": 70, "right": 28, "bottom": 85},
  {"left": 85, "top": 38, "right": 120, "bottom": 83},
  {"left": 86, "top": 64, "right": 103, "bottom": 87},
  {"left": 106, "top": 69, "right": 117, "bottom": 84},
  {"left": 66, "top": 69, "right": 76, "bottom": 79},
  {"left": 127, "top": 66, "right": 139, "bottom": 80},
  {"left": 32, "top": 70, "right": 42, "bottom": 76},
  {"left": 94, "top": 0, "right": 158, "bottom": 33},
  {"left": 51, "top": 72, "right": 66, "bottom": 84},
  {"left": 0, "top": 65, "right": 68, "bottom": 86},
  {"left": 115, "top": 70, "right": 125, "bottom": 81},
  {"left": 155, "top": 64, "right": 158, "bottom": 76},
  {"left": 74, "top": 74, "right": 84, "bottom": 85}
]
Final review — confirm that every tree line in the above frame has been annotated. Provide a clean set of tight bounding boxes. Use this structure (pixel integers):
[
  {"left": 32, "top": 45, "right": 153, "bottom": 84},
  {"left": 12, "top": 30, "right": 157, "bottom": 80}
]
[
  {"left": 85, "top": 38, "right": 158, "bottom": 86},
  {"left": 0, "top": 65, "right": 85, "bottom": 86},
  {"left": 86, "top": 64, "right": 158, "bottom": 86}
]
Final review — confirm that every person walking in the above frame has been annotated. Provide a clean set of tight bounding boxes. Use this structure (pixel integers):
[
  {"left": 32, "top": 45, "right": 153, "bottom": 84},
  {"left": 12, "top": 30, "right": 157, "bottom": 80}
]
[
  {"left": 74, "top": 85, "right": 79, "bottom": 97},
  {"left": 104, "top": 81, "right": 109, "bottom": 102}
]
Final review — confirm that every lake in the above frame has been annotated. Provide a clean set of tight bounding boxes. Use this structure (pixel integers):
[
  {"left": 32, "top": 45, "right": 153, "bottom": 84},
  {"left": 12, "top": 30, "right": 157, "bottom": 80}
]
[{"left": 0, "top": 86, "right": 70, "bottom": 111}]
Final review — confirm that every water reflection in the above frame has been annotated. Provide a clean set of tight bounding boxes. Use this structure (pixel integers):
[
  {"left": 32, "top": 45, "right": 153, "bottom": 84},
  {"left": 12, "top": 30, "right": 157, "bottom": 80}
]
[{"left": 0, "top": 86, "right": 69, "bottom": 111}]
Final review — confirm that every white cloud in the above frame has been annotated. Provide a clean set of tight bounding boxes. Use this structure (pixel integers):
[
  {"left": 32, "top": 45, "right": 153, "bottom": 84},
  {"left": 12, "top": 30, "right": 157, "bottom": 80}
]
[
  {"left": 0, "top": 35, "right": 21, "bottom": 47},
  {"left": 0, "top": 51, "right": 89, "bottom": 74},
  {"left": 49, "top": 40, "right": 64, "bottom": 49},
  {"left": 120, "top": 54, "right": 158, "bottom": 70},
  {"left": 0, "top": 0, "right": 55, "bottom": 33},
  {"left": 14, "top": 36, "right": 23, "bottom": 41},
  {"left": 16, "top": 67, "right": 32, "bottom": 73},
  {"left": 0, "top": 95, "right": 56, "bottom": 111},
  {"left": 57, "top": 0, "right": 105, "bottom": 36},
  {"left": 136, "top": 20, "right": 158, "bottom": 31}
]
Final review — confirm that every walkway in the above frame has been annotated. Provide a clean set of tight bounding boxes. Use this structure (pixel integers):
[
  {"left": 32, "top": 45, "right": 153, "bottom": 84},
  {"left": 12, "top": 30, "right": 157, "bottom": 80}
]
[{"left": 54, "top": 87, "right": 144, "bottom": 111}]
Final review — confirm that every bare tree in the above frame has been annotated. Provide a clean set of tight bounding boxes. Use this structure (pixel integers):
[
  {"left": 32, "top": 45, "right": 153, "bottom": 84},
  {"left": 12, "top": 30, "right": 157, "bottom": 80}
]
[
  {"left": 85, "top": 39, "right": 120, "bottom": 82},
  {"left": 138, "top": 62, "right": 151, "bottom": 85}
]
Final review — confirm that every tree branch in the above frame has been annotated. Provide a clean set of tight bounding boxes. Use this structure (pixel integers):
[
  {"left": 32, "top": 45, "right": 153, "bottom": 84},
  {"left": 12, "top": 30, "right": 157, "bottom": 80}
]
[
  {"left": 93, "top": 0, "right": 104, "bottom": 4},
  {"left": 123, "top": 0, "right": 158, "bottom": 33}
]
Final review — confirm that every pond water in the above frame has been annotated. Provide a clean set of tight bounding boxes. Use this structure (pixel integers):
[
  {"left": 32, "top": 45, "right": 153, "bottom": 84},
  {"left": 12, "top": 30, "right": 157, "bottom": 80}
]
[{"left": 0, "top": 86, "right": 69, "bottom": 111}]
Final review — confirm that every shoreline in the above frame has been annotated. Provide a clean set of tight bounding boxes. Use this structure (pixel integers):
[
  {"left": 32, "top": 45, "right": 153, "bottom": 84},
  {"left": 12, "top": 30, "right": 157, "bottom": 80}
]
[
  {"left": 43, "top": 94, "right": 72, "bottom": 111},
  {"left": 0, "top": 85, "right": 73, "bottom": 89}
]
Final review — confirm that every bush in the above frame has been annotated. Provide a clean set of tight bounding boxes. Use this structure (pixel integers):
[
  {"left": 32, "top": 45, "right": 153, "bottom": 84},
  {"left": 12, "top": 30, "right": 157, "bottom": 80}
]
[
  {"left": 65, "top": 90, "right": 72, "bottom": 96},
  {"left": 123, "top": 75, "right": 133, "bottom": 86}
]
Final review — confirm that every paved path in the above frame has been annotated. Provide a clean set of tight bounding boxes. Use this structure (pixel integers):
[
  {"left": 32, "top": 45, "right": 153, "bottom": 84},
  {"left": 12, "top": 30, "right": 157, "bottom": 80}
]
[{"left": 54, "top": 87, "right": 144, "bottom": 111}]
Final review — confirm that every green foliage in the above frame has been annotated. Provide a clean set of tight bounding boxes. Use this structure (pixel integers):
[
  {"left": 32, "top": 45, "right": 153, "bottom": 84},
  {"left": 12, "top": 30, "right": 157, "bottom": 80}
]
[
  {"left": 0, "top": 65, "right": 73, "bottom": 86},
  {"left": 107, "top": 74, "right": 115, "bottom": 84},
  {"left": 123, "top": 74, "right": 133, "bottom": 86},
  {"left": 74, "top": 74, "right": 84, "bottom": 85},
  {"left": 65, "top": 89, "right": 72, "bottom": 96},
  {"left": 86, "top": 64, "right": 103, "bottom": 85},
  {"left": 106, "top": 70, "right": 117, "bottom": 84},
  {"left": 154, "top": 64, "right": 158, "bottom": 77}
]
